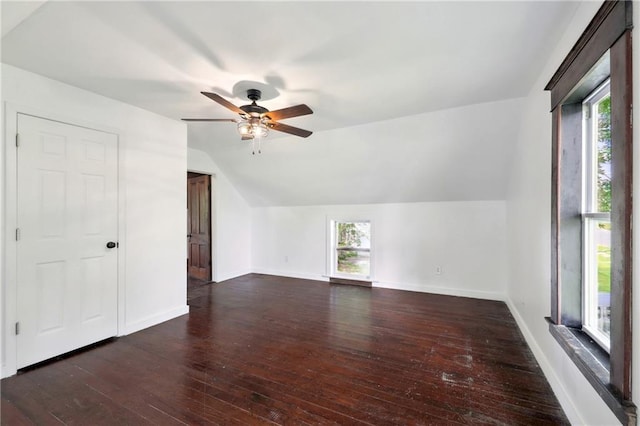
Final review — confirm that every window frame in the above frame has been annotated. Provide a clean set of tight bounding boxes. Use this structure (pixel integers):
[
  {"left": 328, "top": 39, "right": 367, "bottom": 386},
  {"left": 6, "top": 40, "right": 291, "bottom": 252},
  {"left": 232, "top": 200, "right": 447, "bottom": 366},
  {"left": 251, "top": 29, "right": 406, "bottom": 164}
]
[
  {"left": 581, "top": 215, "right": 611, "bottom": 351},
  {"left": 328, "top": 219, "right": 372, "bottom": 281},
  {"left": 545, "top": 0, "right": 633, "bottom": 423},
  {"left": 582, "top": 80, "right": 611, "bottom": 214},
  {"left": 581, "top": 81, "right": 612, "bottom": 352}
]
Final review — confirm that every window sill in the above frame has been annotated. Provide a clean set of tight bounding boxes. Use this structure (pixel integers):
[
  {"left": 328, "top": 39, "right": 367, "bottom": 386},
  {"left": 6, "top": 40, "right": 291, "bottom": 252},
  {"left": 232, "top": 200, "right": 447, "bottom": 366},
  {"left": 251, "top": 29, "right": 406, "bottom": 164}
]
[{"left": 547, "top": 319, "right": 636, "bottom": 424}]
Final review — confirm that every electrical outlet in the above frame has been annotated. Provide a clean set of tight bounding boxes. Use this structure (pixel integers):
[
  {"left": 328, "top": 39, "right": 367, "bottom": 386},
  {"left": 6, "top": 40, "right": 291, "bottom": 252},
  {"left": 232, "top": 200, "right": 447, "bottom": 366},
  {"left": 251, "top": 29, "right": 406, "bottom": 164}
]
[
  {"left": 285, "top": 255, "right": 289, "bottom": 263},
  {"left": 436, "top": 266, "right": 442, "bottom": 275}
]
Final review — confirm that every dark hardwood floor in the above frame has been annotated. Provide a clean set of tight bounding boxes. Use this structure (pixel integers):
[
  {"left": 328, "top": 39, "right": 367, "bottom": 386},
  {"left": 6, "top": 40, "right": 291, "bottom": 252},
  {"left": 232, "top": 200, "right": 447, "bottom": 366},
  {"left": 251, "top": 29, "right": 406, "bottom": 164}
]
[{"left": 2, "top": 274, "right": 568, "bottom": 425}]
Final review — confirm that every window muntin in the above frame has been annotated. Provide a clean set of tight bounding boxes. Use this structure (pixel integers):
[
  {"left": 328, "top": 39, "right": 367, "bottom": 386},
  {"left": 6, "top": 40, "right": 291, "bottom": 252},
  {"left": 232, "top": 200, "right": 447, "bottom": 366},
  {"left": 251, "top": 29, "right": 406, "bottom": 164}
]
[
  {"left": 582, "top": 81, "right": 611, "bottom": 351},
  {"left": 331, "top": 221, "right": 371, "bottom": 279}
]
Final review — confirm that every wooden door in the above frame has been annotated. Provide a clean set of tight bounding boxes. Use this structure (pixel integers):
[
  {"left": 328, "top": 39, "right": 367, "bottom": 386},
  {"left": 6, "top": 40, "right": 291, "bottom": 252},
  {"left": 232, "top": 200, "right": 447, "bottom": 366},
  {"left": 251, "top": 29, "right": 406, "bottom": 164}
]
[
  {"left": 187, "top": 173, "right": 211, "bottom": 280},
  {"left": 16, "top": 114, "right": 118, "bottom": 368}
]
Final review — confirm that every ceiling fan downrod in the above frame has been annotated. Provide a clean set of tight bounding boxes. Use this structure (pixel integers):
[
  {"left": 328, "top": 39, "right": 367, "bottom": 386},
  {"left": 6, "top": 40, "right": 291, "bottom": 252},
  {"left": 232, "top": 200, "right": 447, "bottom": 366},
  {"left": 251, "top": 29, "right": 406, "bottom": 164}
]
[{"left": 247, "top": 89, "right": 261, "bottom": 103}]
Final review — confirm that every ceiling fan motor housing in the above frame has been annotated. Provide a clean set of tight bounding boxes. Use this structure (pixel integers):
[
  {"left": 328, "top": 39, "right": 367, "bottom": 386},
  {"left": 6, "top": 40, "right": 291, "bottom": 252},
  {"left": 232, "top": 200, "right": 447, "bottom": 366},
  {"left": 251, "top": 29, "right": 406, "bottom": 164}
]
[
  {"left": 240, "top": 89, "right": 269, "bottom": 116},
  {"left": 240, "top": 104, "right": 269, "bottom": 116}
]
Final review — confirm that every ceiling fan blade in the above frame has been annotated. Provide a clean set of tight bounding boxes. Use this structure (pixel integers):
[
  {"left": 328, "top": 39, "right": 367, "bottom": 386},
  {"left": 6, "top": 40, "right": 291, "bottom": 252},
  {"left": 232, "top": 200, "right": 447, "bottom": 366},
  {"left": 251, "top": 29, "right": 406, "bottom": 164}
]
[
  {"left": 270, "top": 122, "right": 313, "bottom": 138},
  {"left": 181, "top": 118, "right": 237, "bottom": 122},
  {"left": 201, "top": 92, "right": 244, "bottom": 114},
  {"left": 265, "top": 104, "right": 313, "bottom": 121},
  {"left": 241, "top": 135, "right": 253, "bottom": 141}
]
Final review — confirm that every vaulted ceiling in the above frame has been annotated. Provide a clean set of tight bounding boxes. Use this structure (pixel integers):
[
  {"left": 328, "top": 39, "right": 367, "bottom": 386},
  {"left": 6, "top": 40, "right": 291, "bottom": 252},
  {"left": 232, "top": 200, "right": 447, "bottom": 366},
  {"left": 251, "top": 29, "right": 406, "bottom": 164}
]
[{"left": 2, "top": 1, "right": 580, "bottom": 206}]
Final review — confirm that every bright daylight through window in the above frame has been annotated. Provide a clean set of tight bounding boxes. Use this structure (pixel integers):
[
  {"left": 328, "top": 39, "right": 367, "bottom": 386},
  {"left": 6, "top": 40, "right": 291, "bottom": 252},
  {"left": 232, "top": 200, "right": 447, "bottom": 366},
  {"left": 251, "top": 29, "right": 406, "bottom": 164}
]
[
  {"left": 582, "top": 81, "right": 611, "bottom": 351},
  {"left": 333, "top": 221, "right": 371, "bottom": 278}
]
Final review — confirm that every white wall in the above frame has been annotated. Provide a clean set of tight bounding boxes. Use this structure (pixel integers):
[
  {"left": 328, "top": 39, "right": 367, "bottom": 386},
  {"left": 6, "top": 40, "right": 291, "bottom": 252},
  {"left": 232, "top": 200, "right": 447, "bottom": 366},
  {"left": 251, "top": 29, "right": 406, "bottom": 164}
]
[
  {"left": 187, "top": 147, "right": 251, "bottom": 282},
  {"left": 1, "top": 64, "right": 189, "bottom": 377},
  {"left": 252, "top": 201, "right": 507, "bottom": 300},
  {"left": 194, "top": 97, "right": 525, "bottom": 207},
  {"left": 505, "top": 2, "right": 635, "bottom": 424}
]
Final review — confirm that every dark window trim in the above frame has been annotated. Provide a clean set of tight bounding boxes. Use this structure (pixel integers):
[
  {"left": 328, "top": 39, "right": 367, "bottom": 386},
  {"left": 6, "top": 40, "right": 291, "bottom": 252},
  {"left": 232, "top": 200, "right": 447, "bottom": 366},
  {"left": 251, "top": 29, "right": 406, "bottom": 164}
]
[
  {"left": 547, "top": 320, "right": 636, "bottom": 425},
  {"left": 545, "top": 0, "right": 632, "bottom": 109},
  {"left": 545, "top": 0, "right": 634, "bottom": 422},
  {"left": 609, "top": 25, "right": 633, "bottom": 400}
]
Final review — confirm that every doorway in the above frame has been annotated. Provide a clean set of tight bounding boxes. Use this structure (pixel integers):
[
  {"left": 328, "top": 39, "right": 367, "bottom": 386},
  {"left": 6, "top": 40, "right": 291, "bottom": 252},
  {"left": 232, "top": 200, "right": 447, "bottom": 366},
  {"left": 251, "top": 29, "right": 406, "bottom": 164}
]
[{"left": 187, "top": 172, "right": 212, "bottom": 281}]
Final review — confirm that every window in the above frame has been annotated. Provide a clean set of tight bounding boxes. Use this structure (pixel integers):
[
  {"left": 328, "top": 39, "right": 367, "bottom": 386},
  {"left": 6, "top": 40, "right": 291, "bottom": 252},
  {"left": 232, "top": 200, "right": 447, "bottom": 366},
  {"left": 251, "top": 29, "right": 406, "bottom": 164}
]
[
  {"left": 330, "top": 220, "right": 371, "bottom": 280},
  {"left": 545, "top": 1, "right": 633, "bottom": 422},
  {"left": 582, "top": 81, "right": 611, "bottom": 351}
]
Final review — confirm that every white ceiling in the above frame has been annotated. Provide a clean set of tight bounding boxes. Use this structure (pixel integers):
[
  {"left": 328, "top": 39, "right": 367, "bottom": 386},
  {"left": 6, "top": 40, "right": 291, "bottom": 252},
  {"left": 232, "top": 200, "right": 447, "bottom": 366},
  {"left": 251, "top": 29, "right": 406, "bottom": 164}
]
[{"left": 1, "top": 1, "right": 580, "bottom": 206}]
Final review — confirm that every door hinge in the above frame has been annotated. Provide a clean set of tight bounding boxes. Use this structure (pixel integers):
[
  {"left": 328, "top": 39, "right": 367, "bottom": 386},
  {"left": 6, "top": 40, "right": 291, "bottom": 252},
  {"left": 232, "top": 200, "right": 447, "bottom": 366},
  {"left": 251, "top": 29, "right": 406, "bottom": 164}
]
[
  {"left": 15, "top": 228, "right": 20, "bottom": 241},
  {"left": 15, "top": 322, "right": 20, "bottom": 335},
  {"left": 15, "top": 133, "right": 19, "bottom": 147}
]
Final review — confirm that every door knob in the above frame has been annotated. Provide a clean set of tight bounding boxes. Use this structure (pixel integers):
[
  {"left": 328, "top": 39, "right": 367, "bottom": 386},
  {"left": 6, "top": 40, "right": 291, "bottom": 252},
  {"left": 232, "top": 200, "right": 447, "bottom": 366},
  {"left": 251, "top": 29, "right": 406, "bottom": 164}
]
[{"left": 106, "top": 241, "right": 117, "bottom": 249}]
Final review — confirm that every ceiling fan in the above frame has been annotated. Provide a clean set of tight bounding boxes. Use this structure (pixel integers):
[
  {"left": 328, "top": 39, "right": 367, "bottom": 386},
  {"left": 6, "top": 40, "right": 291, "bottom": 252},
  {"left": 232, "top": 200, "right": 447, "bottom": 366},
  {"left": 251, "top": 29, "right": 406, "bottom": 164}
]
[{"left": 182, "top": 89, "right": 313, "bottom": 143}]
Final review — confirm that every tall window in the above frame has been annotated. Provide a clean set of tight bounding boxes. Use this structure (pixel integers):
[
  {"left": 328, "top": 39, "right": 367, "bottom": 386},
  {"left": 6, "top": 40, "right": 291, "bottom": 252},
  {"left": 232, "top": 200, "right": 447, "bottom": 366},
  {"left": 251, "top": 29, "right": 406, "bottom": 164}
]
[
  {"left": 331, "top": 221, "right": 371, "bottom": 279},
  {"left": 582, "top": 81, "right": 611, "bottom": 351},
  {"left": 545, "top": 1, "right": 632, "bottom": 421}
]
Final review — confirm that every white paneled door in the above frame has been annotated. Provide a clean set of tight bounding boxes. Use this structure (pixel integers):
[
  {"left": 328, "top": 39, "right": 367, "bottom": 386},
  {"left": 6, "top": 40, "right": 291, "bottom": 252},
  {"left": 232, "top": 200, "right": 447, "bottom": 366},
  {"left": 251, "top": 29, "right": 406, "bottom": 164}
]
[{"left": 16, "top": 114, "right": 118, "bottom": 369}]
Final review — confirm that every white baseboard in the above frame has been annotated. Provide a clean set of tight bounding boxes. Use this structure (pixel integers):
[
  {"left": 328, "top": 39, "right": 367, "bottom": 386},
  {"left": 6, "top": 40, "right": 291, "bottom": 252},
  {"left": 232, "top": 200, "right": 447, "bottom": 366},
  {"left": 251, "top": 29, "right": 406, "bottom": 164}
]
[
  {"left": 505, "top": 298, "right": 584, "bottom": 426},
  {"left": 215, "top": 269, "right": 252, "bottom": 283},
  {"left": 374, "top": 280, "right": 505, "bottom": 301},
  {"left": 250, "top": 271, "right": 503, "bottom": 301},
  {"left": 251, "top": 268, "right": 329, "bottom": 283},
  {"left": 1, "top": 365, "right": 16, "bottom": 379},
  {"left": 122, "top": 305, "right": 189, "bottom": 335}
]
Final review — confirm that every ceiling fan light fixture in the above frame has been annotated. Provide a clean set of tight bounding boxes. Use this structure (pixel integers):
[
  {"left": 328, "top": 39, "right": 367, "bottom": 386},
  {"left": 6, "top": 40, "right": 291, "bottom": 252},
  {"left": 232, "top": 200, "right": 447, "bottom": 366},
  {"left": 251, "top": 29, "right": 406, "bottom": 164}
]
[
  {"left": 237, "top": 118, "right": 269, "bottom": 139},
  {"left": 252, "top": 122, "right": 269, "bottom": 139},
  {"left": 237, "top": 121, "right": 252, "bottom": 136}
]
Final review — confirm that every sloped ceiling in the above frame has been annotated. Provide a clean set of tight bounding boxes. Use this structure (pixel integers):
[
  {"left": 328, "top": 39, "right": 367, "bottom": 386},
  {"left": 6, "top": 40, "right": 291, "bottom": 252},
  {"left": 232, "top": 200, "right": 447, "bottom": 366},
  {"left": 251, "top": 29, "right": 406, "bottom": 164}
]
[{"left": 1, "top": 1, "right": 579, "bottom": 206}]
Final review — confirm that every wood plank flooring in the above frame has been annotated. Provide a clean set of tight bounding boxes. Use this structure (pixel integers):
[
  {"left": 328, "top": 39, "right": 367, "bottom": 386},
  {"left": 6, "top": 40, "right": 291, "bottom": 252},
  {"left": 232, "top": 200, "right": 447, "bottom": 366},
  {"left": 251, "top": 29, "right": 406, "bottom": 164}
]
[{"left": 2, "top": 274, "right": 569, "bottom": 425}]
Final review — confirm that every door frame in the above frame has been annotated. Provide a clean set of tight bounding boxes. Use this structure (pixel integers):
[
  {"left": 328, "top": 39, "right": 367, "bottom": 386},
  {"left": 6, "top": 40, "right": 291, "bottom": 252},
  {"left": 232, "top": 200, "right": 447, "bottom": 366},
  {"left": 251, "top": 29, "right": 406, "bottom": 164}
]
[
  {"left": 187, "top": 169, "right": 217, "bottom": 283},
  {"left": 187, "top": 172, "right": 212, "bottom": 281},
  {"left": 2, "top": 103, "right": 126, "bottom": 378}
]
